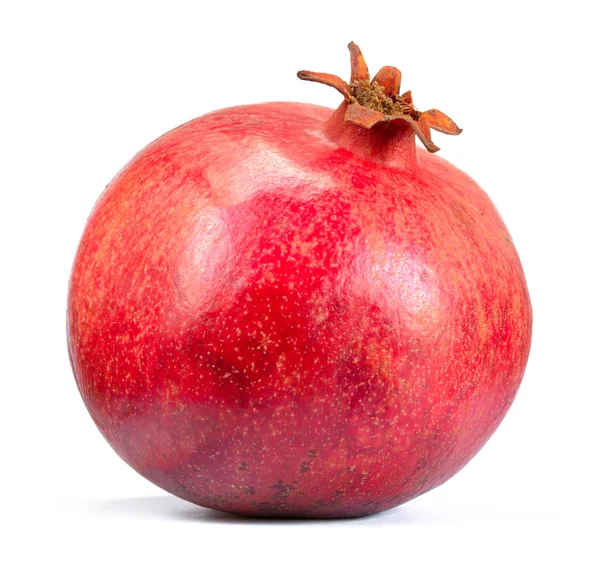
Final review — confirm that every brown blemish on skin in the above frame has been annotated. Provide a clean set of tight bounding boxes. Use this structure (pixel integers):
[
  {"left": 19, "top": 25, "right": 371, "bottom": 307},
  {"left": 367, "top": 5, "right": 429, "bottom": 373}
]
[{"left": 270, "top": 480, "right": 297, "bottom": 500}]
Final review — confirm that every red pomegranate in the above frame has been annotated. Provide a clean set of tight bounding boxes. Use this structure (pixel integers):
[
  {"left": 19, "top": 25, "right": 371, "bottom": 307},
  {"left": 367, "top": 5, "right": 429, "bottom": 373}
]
[{"left": 68, "top": 43, "right": 532, "bottom": 518}]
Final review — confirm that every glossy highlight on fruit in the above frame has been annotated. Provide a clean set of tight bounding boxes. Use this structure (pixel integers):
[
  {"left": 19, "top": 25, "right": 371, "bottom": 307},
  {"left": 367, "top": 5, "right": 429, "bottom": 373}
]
[{"left": 68, "top": 43, "right": 532, "bottom": 518}]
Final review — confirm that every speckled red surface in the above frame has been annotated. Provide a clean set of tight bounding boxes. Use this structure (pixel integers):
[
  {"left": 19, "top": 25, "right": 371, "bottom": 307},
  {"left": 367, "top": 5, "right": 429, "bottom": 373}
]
[{"left": 68, "top": 102, "right": 532, "bottom": 518}]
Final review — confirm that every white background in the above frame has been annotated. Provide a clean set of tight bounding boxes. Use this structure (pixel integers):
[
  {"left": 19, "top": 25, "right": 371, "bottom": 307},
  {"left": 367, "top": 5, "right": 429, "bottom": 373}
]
[{"left": 1, "top": 1, "right": 599, "bottom": 562}]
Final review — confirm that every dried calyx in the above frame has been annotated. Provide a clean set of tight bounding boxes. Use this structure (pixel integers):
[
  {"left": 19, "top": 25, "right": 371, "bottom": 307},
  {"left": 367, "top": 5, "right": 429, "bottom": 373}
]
[{"left": 298, "top": 42, "right": 462, "bottom": 153}]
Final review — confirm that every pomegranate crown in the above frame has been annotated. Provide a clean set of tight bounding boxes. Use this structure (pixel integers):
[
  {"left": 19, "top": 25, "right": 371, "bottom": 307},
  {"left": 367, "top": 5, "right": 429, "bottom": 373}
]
[{"left": 298, "top": 42, "right": 462, "bottom": 153}]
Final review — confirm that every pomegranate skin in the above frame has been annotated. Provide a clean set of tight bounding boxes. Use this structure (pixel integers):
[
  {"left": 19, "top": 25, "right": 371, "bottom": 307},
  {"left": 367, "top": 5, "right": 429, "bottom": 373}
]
[{"left": 68, "top": 102, "right": 532, "bottom": 518}]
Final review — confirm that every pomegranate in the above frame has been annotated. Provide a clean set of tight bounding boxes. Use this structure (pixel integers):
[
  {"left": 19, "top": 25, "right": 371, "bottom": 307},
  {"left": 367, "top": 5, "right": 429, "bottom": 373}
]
[{"left": 68, "top": 43, "right": 532, "bottom": 518}]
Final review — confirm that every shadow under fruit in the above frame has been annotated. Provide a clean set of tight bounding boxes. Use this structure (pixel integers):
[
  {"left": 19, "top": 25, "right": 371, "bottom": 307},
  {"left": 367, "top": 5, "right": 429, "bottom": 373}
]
[{"left": 67, "top": 43, "right": 532, "bottom": 518}]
